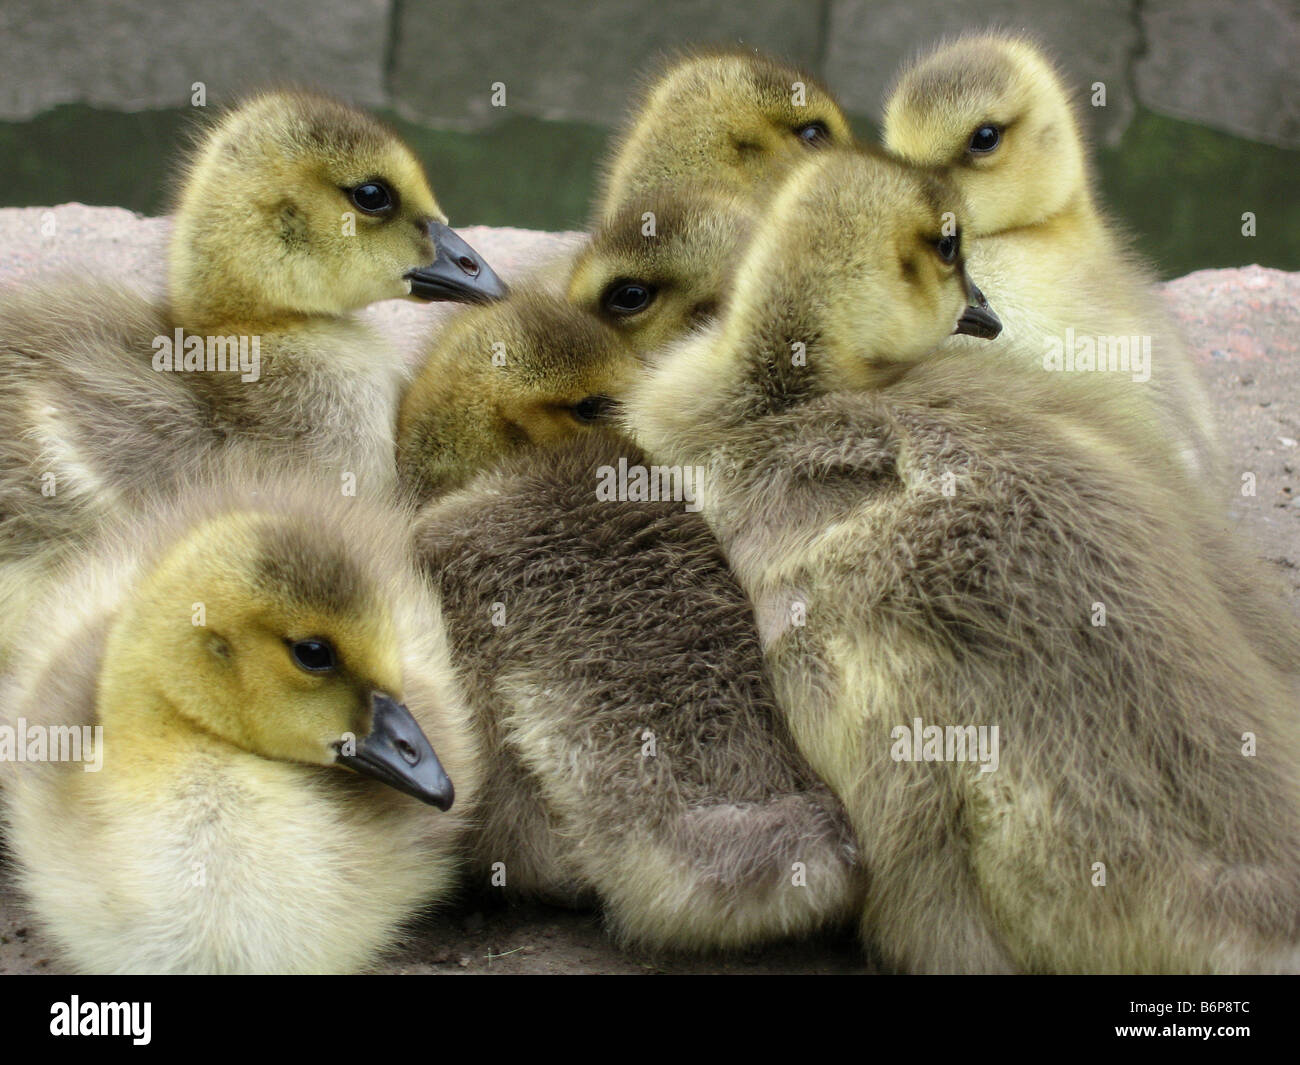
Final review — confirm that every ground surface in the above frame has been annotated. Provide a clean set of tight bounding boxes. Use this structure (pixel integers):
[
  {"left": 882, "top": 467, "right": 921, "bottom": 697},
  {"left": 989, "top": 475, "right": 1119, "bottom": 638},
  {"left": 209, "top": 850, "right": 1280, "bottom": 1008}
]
[{"left": 0, "top": 206, "right": 1295, "bottom": 975}]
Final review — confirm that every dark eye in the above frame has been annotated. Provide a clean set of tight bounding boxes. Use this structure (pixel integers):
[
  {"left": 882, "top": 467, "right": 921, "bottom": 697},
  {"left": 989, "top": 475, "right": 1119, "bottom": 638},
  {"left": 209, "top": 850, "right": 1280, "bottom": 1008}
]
[
  {"left": 349, "top": 181, "right": 393, "bottom": 214},
  {"left": 289, "top": 638, "right": 337, "bottom": 673},
  {"left": 968, "top": 125, "right": 1001, "bottom": 154},
  {"left": 794, "top": 121, "right": 830, "bottom": 146},
  {"left": 572, "top": 396, "right": 614, "bottom": 424},
  {"left": 935, "top": 234, "right": 960, "bottom": 264},
  {"left": 602, "top": 281, "right": 655, "bottom": 317}
]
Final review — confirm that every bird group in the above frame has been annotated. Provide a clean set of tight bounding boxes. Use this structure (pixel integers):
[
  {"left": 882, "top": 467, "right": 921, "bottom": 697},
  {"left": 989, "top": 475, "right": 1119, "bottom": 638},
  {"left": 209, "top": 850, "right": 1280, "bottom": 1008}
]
[{"left": 0, "top": 34, "right": 1296, "bottom": 975}]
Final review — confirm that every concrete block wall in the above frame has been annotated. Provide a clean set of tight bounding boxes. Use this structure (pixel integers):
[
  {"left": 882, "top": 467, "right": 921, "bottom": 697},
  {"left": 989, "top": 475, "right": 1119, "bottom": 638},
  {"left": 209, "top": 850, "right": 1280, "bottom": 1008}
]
[{"left": 0, "top": 0, "right": 1295, "bottom": 147}]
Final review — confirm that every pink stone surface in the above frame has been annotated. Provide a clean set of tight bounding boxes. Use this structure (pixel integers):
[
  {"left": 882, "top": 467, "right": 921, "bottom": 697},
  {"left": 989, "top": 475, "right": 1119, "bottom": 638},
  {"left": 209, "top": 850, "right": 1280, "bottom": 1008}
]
[{"left": 1163, "top": 264, "right": 1300, "bottom": 365}]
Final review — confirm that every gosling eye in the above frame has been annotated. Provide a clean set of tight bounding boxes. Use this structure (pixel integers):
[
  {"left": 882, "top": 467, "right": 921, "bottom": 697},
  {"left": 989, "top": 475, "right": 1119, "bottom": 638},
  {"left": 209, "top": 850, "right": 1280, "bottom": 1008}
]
[
  {"left": 794, "top": 121, "right": 830, "bottom": 146},
  {"left": 602, "top": 281, "right": 656, "bottom": 317},
  {"left": 349, "top": 181, "right": 395, "bottom": 215},
  {"left": 968, "top": 125, "right": 1001, "bottom": 154},
  {"left": 934, "top": 233, "right": 960, "bottom": 264},
  {"left": 572, "top": 396, "right": 615, "bottom": 424},
  {"left": 288, "top": 638, "right": 338, "bottom": 673}
]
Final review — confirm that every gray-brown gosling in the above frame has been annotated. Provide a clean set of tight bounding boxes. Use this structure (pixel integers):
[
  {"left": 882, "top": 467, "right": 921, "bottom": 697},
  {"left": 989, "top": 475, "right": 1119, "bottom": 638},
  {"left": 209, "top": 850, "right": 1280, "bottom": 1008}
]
[
  {"left": 623, "top": 146, "right": 1300, "bottom": 973},
  {"left": 0, "top": 476, "right": 478, "bottom": 974},
  {"left": 0, "top": 90, "right": 505, "bottom": 662},
  {"left": 396, "top": 285, "right": 860, "bottom": 950},
  {"left": 413, "top": 431, "right": 861, "bottom": 950},
  {"left": 396, "top": 285, "right": 641, "bottom": 505},
  {"left": 882, "top": 33, "right": 1220, "bottom": 486},
  {"left": 594, "top": 49, "right": 855, "bottom": 223}
]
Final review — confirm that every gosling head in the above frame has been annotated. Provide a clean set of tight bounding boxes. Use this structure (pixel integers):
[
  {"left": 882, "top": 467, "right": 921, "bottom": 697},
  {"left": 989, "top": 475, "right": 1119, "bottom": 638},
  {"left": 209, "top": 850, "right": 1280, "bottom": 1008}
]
[
  {"left": 566, "top": 182, "right": 757, "bottom": 356},
  {"left": 625, "top": 148, "right": 1000, "bottom": 449},
  {"left": 168, "top": 90, "right": 506, "bottom": 328},
  {"left": 882, "top": 34, "right": 1089, "bottom": 235},
  {"left": 596, "top": 49, "right": 854, "bottom": 221},
  {"left": 103, "top": 507, "right": 454, "bottom": 809},
  {"left": 738, "top": 147, "right": 999, "bottom": 387},
  {"left": 397, "top": 287, "right": 640, "bottom": 504}
]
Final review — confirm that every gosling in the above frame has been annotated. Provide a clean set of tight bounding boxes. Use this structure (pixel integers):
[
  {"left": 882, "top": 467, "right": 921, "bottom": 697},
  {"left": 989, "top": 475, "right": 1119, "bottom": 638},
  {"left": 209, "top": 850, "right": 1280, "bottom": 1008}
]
[
  {"left": 413, "top": 431, "right": 862, "bottom": 951},
  {"left": 396, "top": 271, "right": 859, "bottom": 950},
  {"left": 0, "top": 476, "right": 478, "bottom": 974},
  {"left": 396, "top": 285, "right": 640, "bottom": 504},
  {"left": 0, "top": 90, "right": 505, "bottom": 661},
  {"left": 595, "top": 49, "right": 853, "bottom": 222},
  {"left": 566, "top": 181, "right": 757, "bottom": 357},
  {"left": 624, "top": 147, "right": 1300, "bottom": 973},
  {"left": 882, "top": 33, "right": 1220, "bottom": 485}
]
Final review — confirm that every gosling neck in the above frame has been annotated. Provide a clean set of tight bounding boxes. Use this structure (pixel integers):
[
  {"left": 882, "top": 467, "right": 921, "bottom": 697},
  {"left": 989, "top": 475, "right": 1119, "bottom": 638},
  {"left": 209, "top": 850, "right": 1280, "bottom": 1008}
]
[
  {"left": 722, "top": 282, "right": 839, "bottom": 420},
  {"left": 94, "top": 663, "right": 231, "bottom": 776},
  {"left": 169, "top": 285, "right": 345, "bottom": 338},
  {"left": 166, "top": 243, "right": 356, "bottom": 337}
]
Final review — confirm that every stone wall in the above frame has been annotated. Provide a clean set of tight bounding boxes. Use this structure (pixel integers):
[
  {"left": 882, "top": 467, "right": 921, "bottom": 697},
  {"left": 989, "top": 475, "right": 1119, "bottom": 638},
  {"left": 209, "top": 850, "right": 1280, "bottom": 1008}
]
[{"left": 0, "top": 0, "right": 1295, "bottom": 147}]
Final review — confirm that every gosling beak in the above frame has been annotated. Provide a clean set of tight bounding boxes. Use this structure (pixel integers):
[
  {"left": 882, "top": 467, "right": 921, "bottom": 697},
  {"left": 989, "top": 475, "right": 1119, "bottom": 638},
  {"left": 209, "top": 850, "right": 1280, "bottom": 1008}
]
[
  {"left": 953, "top": 273, "right": 1002, "bottom": 339},
  {"left": 337, "top": 692, "right": 455, "bottom": 810},
  {"left": 406, "top": 222, "right": 509, "bottom": 304}
]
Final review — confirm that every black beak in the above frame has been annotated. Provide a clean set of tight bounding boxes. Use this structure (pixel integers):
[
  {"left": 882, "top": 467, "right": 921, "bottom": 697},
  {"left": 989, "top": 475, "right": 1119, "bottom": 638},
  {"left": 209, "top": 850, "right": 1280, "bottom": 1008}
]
[
  {"left": 953, "top": 272, "right": 1002, "bottom": 339},
  {"left": 406, "top": 221, "right": 508, "bottom": 304},
  {"left": 337, "top": 693, "right": 455, "bottom": 810}
]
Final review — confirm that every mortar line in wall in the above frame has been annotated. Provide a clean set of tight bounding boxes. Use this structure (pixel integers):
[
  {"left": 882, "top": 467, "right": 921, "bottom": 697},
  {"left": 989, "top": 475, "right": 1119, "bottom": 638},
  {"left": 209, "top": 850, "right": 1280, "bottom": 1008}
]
[
  {"left": 1126, "top": 0, "right": 1149, "bottom": 115},
  {"left": 382, "top": 0, "right": 405, "bottom": 105},
  {"left": 816, "top": 0, "right": 833, "bottom": 75}
]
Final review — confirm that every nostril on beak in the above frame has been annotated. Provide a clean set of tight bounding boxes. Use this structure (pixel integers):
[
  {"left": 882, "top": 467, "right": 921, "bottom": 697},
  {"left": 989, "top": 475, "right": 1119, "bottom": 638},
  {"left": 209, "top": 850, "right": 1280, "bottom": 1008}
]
[
  {"left": 395, "top": 738, "right": 419, "bottom": 766},
  {"left": 457, "top": 255, "right": 480, "bottom": 277}
]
